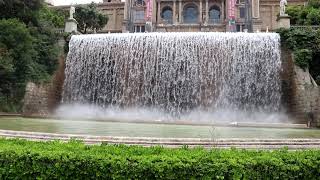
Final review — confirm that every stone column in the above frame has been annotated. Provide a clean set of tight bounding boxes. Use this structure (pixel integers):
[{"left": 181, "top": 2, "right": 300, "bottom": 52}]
[
  {"left": 158, "top": 0, "right": 161, "bottom": 23},
  {"left": 205, "top": 0, "right": 209, "bottom": 24},
  {"left": 173, "top": 0, "right": 176, "bottom": 24},
  {"left": 123, "top": 0, "right": 128, "bottom": 21},
  {"left": 221, "top": 0, "right": 225, "bottom": 22},
  {"left": 199, "top": 0, "right": 203, "bottom": 24},
  {"left": 179, "top": 0, "right": 182, "bottom": 23},
  {"left": 152, "top": 0, "right": 157, "bottom": 24},
  {"left": 271, "top": 5, "right": 274, "bottom": 30},
  {"left": 122, "top": 3, "right": 127, "bottom": 32},
  {"left": 113, "top": 9, "right": 117, "bottom": 30}
]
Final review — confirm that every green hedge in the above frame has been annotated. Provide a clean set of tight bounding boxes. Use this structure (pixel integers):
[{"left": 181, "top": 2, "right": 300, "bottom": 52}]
[{"left": 0, "top": 139, "right": 320, "bottom": 179}]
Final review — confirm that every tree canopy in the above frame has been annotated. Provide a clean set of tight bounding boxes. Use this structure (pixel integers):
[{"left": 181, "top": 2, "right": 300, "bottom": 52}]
[
  {"left": 39, "top": 5, "right": 66, "bottom": 28},
  {"left": 0, "top": 19, "right": 37, "bottom": 111},
  {"left": 287, "top": 1, "right": 320, "bottom": 25},
  {"left": 309, "top": 0, "right": 320, "bottom": 9},
  {"left": 0, "top": 0, "right": 42, "bottom": 26},
  {"left": 75, "top": 2, "right": 108, "bottom": 34}
]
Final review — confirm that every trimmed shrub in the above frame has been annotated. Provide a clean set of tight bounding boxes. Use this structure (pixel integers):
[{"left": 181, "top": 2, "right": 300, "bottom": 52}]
[{"left": 0, "top": 139, "right": 320, "bottom": 179}]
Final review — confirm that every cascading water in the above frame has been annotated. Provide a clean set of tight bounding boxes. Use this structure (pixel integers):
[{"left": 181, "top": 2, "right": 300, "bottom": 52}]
[{"left": 62, "top": 32, "right": 282, "bottom": 122}]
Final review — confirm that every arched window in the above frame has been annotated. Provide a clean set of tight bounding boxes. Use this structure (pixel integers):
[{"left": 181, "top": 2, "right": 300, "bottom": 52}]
[
  {"left": 183, "top": 4, "right": 198, "bottom": 24},
  {"left": 209, "top": 5, "right": 220, "bottom": 24},
  {"left": 135, "top": 0, "right": 145, "bottom": 6},
  {"left": 161, "top": 7, "right": 173, "bottom": 24}
]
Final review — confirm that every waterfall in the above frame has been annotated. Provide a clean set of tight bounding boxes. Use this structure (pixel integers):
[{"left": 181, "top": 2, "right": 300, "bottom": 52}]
[{"left": 62, "top": 32, "right": 281, "bottom": 118}]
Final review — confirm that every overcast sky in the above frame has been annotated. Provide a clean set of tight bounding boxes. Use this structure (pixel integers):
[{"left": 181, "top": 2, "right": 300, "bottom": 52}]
[{"left": 51, "top": 0, "right": 103, "bottom": 6}]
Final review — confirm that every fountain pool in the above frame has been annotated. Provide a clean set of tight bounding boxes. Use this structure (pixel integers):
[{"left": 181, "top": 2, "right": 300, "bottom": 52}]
[{"left": 1, "top": 116, "right": 319, "bottom": 139}]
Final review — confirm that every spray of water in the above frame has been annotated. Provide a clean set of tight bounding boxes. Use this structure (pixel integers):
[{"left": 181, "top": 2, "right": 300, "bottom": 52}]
[
  {"left": 55, "top": 104, "right": 289, "bottom": 124},
  {"left": 60, "top": 32, "right": 284, "bottom": 123}
]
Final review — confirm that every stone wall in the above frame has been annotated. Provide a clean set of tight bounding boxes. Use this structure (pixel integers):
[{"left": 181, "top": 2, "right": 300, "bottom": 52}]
[
  {"left": 22, "top": 83, "right": 54, "bottom": 117},
  {"left": 281, "top": 48, "right": 320, "bottom": 127},
  {"left": 22, "top": 57, "right": 65, "bottom": 117},
  {"left": 289, "top": 66, "right": 320, "bottom": 127}
]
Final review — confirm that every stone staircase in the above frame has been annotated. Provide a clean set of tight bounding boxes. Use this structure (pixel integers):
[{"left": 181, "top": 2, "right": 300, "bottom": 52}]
[{"left": 1, "top": 130, "right": 320, "bottom": 149}]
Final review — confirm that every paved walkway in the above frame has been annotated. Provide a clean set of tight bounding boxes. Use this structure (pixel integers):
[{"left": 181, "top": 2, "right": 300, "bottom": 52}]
[{"left": 0, "top": 129, "right": 320, "bottom": 149}]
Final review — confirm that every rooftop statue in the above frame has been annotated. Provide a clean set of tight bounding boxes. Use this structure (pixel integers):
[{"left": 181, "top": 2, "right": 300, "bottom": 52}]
[
  {"left": 69, "top": 6, "right": 76, "bottom": 19},
  {"left": 280, "top": 0, "right": 288, "bottom": 16}
]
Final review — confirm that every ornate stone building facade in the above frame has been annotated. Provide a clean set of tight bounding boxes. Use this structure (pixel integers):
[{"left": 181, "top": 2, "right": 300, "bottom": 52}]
[
  {"left": 123, "top": 0, "right": 306, "bottom": 32},
  {"left": 99, "top": 0, "right": 125, "bottom": 33},
  {"left": 54, "top": 0, "right": 306, "bottom": 33}
]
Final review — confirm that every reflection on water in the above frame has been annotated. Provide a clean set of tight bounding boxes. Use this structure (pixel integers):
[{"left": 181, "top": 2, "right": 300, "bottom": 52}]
[{"left": 0, "top": 117, "right": 320, "bottom": 138}]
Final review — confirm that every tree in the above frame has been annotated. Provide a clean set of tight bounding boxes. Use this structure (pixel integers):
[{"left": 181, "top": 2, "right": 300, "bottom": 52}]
[
  {"left": 75, "top": 2, "right": 108, "bottom": 34},
  {"left": 0, "top": 19, "right": 37, "bottom": 112},
  {"left": 0, "top": 19, "right": 37, "bottom": 80},
  {"left": 39, "top": 5, "right": 66, "bottom": 28},
  {"left": 0, "top": 44, "right": 14, "bottom": 95},
  {"left": 0, "top": 0, "right": 42, "bottom": 26},
  {"left": 0, "top": 0, "right": 66, "bottom": 28},
  {"left": 286, "top": 6, "right": 302, "bottom": 25},
  {"left": 309, "top": 0, "right": 320, "bottom": 9},
  {"left": 306, "top": 8, "right": 320, "bottom": 25},
  {"left": 0, "top": 0, "right": 64, "bottom": 112},
  {"left": 287, "top": 2, "right": 320, "bottom": 25}
]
